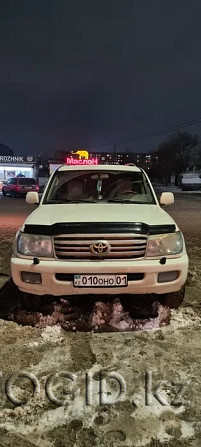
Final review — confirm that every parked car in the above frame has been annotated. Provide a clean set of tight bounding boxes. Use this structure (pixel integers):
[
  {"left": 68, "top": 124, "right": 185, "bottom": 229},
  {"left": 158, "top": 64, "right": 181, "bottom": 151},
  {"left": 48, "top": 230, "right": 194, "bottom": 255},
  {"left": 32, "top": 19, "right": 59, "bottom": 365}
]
[
  {"left": 2, "top": 177, "right": 39, "bottom": 197},
  {"left": 11, "top": 164, "right": 188, "bottom": 309},
  {"left": 178, "top": 172, "right": 201, "bottom": 191}
]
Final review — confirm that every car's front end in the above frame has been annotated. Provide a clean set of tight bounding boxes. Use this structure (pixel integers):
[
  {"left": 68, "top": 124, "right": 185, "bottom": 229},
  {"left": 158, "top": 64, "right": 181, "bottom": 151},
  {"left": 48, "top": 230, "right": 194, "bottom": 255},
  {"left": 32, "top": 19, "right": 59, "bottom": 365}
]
[
  {"left": 11, "top": 228, "right": 188, "bottom": 297},
  {"left": 11, "top": 165, "right": 189, "bottom": 306}
]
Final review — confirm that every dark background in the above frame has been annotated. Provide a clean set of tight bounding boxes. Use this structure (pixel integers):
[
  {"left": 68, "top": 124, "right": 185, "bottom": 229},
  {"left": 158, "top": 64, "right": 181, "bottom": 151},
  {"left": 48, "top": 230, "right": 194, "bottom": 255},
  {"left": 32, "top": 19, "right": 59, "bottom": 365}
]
[{"left": 0, "top": 0, "right": 201, "bottom": 155}]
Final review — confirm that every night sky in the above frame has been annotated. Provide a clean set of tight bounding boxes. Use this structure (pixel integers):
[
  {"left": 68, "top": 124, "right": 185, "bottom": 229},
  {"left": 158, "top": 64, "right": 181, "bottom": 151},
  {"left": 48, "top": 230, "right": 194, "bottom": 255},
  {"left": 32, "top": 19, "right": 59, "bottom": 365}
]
[{"left": 0, "top": 0, "right": 201, "bottom": 156}]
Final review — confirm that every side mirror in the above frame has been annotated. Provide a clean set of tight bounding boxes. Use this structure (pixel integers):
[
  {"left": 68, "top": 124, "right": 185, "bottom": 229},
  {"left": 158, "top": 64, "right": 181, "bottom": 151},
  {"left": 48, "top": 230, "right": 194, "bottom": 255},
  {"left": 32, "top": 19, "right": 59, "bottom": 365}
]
[
  {"left": 160, "top": 192, "right": 174, "bottom": 205},
  {"left": 26, "top": 191, "right": 39, "bottom": 204}
]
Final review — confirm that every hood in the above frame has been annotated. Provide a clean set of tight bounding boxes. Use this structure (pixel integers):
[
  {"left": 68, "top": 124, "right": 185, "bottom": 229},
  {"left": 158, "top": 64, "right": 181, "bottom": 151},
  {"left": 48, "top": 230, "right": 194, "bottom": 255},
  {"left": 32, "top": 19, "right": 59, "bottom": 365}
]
[{"left": 22, "top": 203, "right": 177, "bottom": 232}]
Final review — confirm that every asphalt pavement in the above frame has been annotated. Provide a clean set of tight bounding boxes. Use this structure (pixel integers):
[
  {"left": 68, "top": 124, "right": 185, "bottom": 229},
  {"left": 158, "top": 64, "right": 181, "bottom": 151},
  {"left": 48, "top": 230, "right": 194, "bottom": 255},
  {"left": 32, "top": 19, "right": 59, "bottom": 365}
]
[{"left": 0, "top": 193, "right": 37, "bottom": 227}]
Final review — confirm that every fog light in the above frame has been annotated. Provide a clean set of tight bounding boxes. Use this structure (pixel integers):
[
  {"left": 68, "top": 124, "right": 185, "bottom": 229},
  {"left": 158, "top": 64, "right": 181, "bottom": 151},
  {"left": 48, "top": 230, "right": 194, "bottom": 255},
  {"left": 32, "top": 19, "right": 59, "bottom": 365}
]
[
  {"left": 21, "top": 272, "right": 42, "bottom": 284},
  {"left": 158, "top": 271, "right": 178, "bottom": 283}
]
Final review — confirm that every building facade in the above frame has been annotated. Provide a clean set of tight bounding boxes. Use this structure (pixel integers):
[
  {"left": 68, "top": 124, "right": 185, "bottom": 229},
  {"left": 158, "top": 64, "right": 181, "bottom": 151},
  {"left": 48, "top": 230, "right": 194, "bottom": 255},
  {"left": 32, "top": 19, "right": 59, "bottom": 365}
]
[
  {"left": 49, "top": 150, "right": 160, "bottom": 174},
  {"left": 0, "top": 155, "right": 40, "bottom": 183}
]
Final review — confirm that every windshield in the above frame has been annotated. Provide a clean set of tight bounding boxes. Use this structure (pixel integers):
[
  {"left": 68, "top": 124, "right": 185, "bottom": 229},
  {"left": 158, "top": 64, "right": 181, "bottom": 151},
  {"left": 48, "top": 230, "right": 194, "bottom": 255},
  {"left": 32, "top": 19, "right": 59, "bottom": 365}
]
[{"left": 43, "top": 170, "right": 156, "bottom": 204}]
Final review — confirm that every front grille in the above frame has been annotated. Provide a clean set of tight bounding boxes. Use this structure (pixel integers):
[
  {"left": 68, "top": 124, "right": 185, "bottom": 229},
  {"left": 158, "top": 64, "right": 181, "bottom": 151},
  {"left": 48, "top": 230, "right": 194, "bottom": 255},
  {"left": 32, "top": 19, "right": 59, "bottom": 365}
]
[
  {"left": 54, "top": 234, "right": 147, "bottom": 260},
  {"left": 55, "top": 273, "right": 144, "bottom": 281}
]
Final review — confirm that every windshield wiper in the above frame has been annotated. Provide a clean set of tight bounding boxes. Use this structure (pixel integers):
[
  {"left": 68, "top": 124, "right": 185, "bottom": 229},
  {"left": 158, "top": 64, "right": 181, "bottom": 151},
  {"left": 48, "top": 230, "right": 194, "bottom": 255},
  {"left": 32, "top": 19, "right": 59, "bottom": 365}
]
[
  {"left": 67, "top": 199, "right": 97, "bottom": 203},
  {"left": 46, "top": 199, "right": 97, "bottom": 204},
  {"left": 107, "top": 199, "right": 149, "bottom": 204}
]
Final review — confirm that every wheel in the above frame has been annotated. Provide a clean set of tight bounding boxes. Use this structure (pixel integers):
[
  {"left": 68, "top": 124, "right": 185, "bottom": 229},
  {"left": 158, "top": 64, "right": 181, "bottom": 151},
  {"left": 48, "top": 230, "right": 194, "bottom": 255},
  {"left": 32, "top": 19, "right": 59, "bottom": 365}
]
[
  {"left": 21, "top": 292, "right": 41, "bottom": 311},
  {"left": 11, "top": 190, "right": 16, "bottom": 198},
  {"left": 0, "top": 278, "right": 21, "bottom": 314},
  {"left": 2, "top": 188, "right": 6, "bottom": 196},
  {"left": 120, "top": 295, "right": 158, "bottom": 318},
  {"left": 159, "top": 286, "right": 185, "bottom": 309}
]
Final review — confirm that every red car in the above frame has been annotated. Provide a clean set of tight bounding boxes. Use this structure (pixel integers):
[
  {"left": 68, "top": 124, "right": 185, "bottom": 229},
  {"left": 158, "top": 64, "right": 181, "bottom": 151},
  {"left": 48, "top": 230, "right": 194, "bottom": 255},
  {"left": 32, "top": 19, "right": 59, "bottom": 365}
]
[{"left": 2, "top": 177, "right": 39, "bottom": 197}]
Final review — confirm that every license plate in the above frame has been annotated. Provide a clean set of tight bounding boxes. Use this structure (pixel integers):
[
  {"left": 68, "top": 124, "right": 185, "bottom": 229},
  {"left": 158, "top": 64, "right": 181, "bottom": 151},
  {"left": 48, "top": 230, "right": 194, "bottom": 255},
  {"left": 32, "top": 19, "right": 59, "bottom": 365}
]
[{"left": 74, "top": 274, "right": 127, "bottom": 287}]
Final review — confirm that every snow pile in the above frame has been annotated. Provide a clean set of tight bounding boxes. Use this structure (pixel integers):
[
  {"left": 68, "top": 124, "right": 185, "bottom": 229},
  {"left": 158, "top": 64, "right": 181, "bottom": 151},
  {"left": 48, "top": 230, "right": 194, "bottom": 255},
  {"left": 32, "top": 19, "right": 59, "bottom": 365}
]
[
  {"left": 171, "top": 306, "right": 201, "bottom": 329},
  {"left": 91, "top": 299, "right": 171, "bottom": 331},
  {"left": 41, "top": 325, "right": 64, "bottom": 343}
]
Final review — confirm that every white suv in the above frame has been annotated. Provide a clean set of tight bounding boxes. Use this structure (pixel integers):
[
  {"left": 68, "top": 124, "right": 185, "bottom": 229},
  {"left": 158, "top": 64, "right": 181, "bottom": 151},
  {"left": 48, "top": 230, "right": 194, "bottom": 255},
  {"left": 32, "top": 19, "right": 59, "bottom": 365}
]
[{"left": 11, "top": 164, "right": 188, "bottom": 308}]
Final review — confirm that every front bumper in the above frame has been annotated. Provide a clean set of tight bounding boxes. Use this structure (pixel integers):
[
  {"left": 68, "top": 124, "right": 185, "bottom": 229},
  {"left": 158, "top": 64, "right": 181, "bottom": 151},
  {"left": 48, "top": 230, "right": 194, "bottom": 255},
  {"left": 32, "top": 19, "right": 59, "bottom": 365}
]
[{"left": 11, "top": 254, "right": 189, "bottom": 296}]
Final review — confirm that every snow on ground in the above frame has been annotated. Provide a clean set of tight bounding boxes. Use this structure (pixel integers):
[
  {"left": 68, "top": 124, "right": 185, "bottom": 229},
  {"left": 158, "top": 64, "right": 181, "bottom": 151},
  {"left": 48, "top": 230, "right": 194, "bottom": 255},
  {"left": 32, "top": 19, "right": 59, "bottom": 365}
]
[{"left": 0, "top": 193, "right": 201, "bottom": 446}]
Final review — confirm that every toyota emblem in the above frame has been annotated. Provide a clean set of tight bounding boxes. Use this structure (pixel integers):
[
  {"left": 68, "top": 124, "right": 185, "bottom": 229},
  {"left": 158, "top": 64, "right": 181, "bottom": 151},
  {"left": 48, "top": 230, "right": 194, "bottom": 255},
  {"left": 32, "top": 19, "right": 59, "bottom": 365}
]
[{"left": 90, "top": 240, "right": 111, "bottom": 256}]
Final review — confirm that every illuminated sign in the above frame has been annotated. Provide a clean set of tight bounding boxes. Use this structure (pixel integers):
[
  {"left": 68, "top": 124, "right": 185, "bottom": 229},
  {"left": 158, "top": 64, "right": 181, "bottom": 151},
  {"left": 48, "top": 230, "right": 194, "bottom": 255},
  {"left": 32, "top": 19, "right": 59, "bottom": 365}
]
[
  {"left": 65, "top": 157, "right": 99, "bottom": 165},
  {"left": 71, "top": 150, "right": 89, "bottom": 160},
  {"left": 0, "top": 156, "right": 38, "bottom": 163}
]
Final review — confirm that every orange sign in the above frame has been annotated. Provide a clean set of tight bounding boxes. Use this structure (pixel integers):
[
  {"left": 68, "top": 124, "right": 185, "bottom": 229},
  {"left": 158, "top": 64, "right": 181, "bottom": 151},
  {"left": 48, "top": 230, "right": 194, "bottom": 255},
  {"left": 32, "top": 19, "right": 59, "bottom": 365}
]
[{"left": 71, "top": 150, "right": 89, "bottom": 160}]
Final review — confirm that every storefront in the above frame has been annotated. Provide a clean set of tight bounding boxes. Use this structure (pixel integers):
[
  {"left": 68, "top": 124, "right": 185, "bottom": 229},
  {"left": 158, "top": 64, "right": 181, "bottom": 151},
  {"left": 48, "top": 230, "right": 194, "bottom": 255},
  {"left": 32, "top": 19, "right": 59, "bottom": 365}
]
[{"left": 0, "top": 155, "right": 39, "bottom": 183}]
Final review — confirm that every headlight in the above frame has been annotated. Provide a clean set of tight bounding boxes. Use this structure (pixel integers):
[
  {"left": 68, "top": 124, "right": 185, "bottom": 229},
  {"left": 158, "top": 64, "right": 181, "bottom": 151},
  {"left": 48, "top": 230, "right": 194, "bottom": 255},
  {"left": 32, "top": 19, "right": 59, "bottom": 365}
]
[
  {"left": 146, "top": 232, "right": 183, "bottom": 257},
  {"left": 16, "top": 233, "right": 53, "bottom": 257}
]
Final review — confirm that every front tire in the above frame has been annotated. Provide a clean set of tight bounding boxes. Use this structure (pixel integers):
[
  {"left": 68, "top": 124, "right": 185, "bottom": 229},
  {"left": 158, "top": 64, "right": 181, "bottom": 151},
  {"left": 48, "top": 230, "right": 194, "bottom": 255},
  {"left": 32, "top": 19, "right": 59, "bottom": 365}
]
[
  {"left": 120, "top": 295, "right": 158, "bottom": 318},
  {"left": 2, "top": 188, "right": 6, "bottom": 196},
  {"left": 21, "top": 292, "right": 41, "bottom": 311},
  {"left": 159, "top": 286, "right": 185, "bottom": 309}
]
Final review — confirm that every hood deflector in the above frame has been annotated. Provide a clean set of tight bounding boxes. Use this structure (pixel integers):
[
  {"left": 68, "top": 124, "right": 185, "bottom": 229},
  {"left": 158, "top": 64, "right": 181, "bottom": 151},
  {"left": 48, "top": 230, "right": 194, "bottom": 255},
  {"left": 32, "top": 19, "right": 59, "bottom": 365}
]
[{"left": 23, "top": 222, "right": 176, "bottom": 236}]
